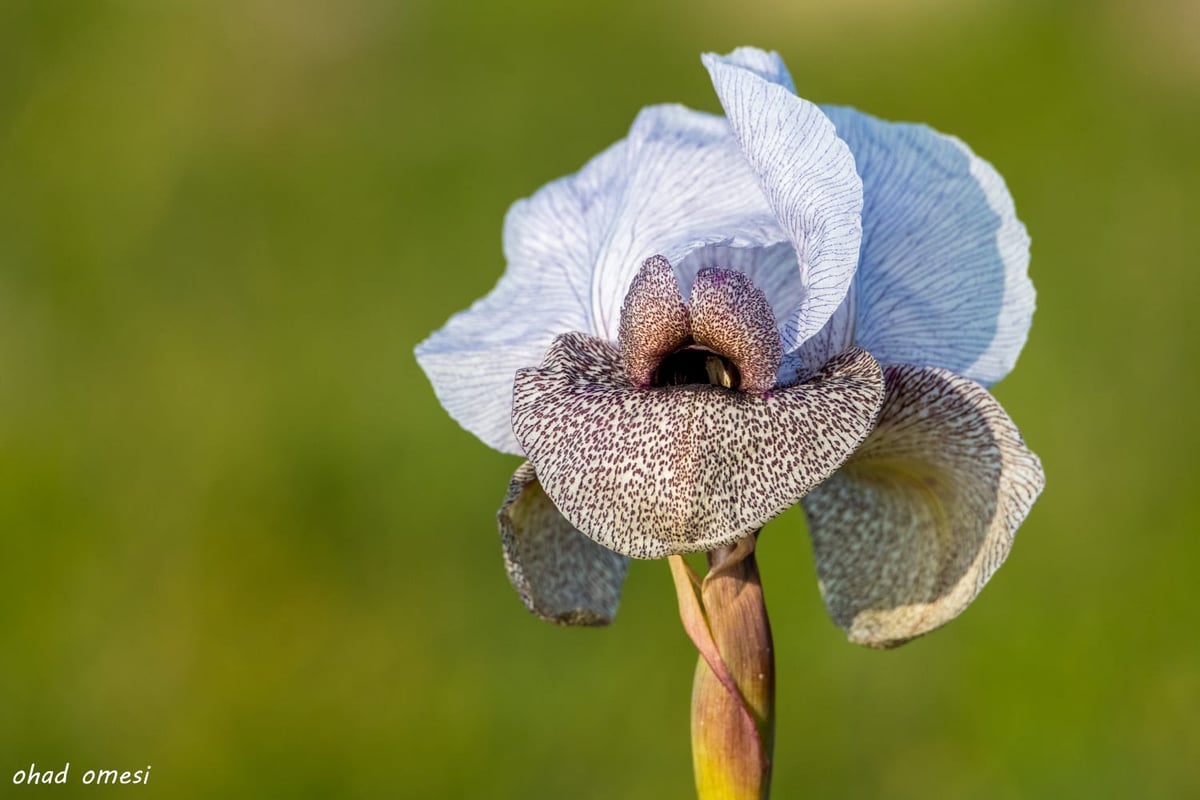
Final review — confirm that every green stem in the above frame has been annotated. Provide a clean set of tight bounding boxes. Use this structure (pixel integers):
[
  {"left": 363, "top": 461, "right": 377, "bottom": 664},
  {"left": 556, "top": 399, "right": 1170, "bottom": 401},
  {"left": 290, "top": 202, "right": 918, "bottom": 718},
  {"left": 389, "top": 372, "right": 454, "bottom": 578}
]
[{"left": 670, "top": 535, "right": 775, "bottom": 800}]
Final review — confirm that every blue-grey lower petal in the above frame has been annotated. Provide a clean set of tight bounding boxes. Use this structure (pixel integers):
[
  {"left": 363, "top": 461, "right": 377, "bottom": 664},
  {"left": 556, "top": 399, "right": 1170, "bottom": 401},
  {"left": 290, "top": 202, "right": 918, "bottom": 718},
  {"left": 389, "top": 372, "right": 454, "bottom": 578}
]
[
  {"left": 498, "top": 462, "right": 630, "bottom": 626},
  {"left": 801, "top": 365, "right": 1044, "bottom": 648}
]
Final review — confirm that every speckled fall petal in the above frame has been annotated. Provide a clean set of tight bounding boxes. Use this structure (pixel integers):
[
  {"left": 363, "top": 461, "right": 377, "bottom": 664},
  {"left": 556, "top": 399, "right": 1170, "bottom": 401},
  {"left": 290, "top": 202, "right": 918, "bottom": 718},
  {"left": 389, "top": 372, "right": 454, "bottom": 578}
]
[
  {"left": 801, "top": 365, "right": 1044, "bottom": 648},
  {"left": 688, "top": 268, "right": 782, "bottom": 393},
  {"left": 498, "top": 461, "right": 630, "bottom": 625},
  {"left": 512, "top": 334, "right": 884, "bottom": 558},
  {"left": 619, "top": 255, "right": 692, "bottom": 386}
]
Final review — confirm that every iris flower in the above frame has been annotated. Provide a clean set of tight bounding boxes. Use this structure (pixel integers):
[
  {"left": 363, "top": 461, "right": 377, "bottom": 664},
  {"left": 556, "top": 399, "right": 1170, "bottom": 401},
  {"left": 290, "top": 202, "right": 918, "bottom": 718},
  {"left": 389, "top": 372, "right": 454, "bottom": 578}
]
[{"left": 415, "top": 47, "right": 1044, "bottom": 649}]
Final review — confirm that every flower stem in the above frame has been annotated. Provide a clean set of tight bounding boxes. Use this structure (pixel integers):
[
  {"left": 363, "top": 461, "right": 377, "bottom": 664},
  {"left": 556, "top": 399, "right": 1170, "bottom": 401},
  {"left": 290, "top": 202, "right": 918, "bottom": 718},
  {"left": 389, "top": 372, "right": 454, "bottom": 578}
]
[{"left": 670, "top": 535, "right": 775, "bottom": 800}]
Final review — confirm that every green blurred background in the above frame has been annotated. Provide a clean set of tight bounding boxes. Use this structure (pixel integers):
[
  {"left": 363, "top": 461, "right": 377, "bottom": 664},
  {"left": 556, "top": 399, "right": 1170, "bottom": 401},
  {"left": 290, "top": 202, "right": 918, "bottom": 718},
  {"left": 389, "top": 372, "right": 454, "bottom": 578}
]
[{"left": 1, "top": 0, "right": 1197, "bottom": 797}]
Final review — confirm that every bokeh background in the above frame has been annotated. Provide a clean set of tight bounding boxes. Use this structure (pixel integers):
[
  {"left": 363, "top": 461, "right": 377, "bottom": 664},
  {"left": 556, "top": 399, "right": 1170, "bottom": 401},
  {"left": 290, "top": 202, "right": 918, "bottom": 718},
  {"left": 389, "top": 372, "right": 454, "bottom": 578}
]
[{"left": 2, "top": 0, "right": 1197, "bottom": 797}]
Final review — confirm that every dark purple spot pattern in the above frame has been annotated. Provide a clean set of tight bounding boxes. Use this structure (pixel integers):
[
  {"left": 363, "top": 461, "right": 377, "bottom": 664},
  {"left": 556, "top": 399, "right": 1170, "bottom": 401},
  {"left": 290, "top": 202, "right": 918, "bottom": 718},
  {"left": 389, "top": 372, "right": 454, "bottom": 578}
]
[
  {"left": 512, "top": 333, "right": 884, "bottom": 559},
  {"left": 619, "top": 255, "right": 691, "bottom": 387},
  {"left": 689, "top": 267, "right": 782, "bottom": 393},
  {"left": 801, "top": 365, "right": 1044, "bottom": 648},
  {"left": 498, "top": 461, "right": 630, "bottom": 626}
]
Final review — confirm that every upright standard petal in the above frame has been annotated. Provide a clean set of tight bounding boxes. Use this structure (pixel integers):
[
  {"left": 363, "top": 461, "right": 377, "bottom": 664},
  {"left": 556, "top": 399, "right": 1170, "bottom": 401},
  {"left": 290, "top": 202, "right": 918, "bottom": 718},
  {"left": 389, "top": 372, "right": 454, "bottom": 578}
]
[
  {"left": 703, "top": 50, "right": 863, "bottom": 355},
  {"left": 415, "top": 138, "right": 626, "bottom": 454},
  {"left": 787, "top": 290, "right": 858, "bottom": 384},
  {"left": 417, "top": 104, "right": 788, "bottom": 452},
  {"left": 822, "top": 106, "right": 1035, "bottom": 386},
  {"left": 512, "top": 333, "right": 884, "bottom": 559},
  {"left": 801, "top": 365, "right": 1044, "bottom": 648},
  {"left": 586, "top": 105, "right": 788, "bottom": 341},
  {"left": 499, "top": 462, "right": 630, "bottom": 626},
  {"left": 712, "top": 46, "right": 796, "bottom": 93}
]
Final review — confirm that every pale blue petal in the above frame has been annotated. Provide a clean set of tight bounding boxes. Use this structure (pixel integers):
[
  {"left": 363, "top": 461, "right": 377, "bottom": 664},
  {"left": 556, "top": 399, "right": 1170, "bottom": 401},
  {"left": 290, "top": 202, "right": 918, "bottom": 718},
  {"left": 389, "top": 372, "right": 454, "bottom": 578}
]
[
  {"left": 703, "top": 51, "right": 864, "bottom": 355},
  {"left": 415, "top": 287, "right": 585, "bottom": 455},
  {"left": 715, "top": 46, "right": 796, "bottom": 93},
  {"left": 823, "top": 106, "right": 1035, "bottom": 386},
  {"left": 587, "top": 105, "right": 787, "bottom": 341},
  {"left": 414, "top": 141, "right": 624, "bottom": 453},
  {"left": 417, "top": 105, "right": 786, "bottom": 453},
  {"left": 787, "top": 291, "right": 858, "bottom": 384}
]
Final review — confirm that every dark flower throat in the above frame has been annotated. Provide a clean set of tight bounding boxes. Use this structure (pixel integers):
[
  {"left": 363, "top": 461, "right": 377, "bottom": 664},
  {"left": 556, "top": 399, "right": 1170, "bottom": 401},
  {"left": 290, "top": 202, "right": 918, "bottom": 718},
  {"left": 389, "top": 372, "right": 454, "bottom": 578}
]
[{"left": 652, "top": 345, "right": 740, "bottom": 390}]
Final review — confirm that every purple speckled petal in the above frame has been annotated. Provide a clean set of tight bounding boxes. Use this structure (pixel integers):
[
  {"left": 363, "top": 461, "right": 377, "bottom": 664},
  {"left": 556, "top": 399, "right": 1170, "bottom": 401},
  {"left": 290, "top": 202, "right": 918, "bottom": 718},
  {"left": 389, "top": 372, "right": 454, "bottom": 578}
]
[
  {"left": 498, "top": 462, "right": 630, "bottom": 626},
  {"left": 688, "top": 268, "right": 782, "bottom": 393},
  {"left": 512, "top": 333, "right": 884, "bottom": 558},
  {"left": 619, "top": 255, "right": 692, "bottom": 387},
  {"left": 801, "top": 365, "right": 1044, "bottom": 648}
]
